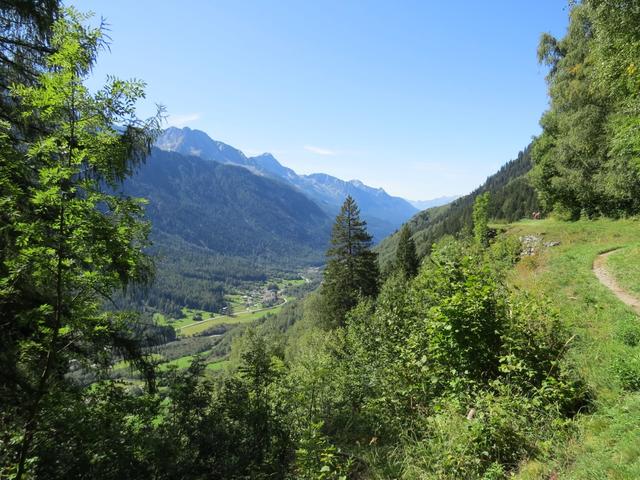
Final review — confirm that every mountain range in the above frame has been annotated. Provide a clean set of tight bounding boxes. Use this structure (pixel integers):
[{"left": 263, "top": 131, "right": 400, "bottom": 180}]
[
  {"left": 122, "top": 127, "right": 464, "bottom": 314},
  {"left": 409, "top": 195, "right": 460, "bottom": 210},
  {"left": 156, "top": 127, "right": 419, "bottom": 240}
]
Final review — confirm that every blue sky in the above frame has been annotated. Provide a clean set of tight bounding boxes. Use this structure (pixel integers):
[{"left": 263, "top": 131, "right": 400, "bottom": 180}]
[{"left": 74, "top": 0, "right": 569, "bottom": 200}]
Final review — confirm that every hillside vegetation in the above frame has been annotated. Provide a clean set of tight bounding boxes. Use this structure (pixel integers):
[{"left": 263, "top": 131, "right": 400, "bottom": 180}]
[
  {"left": 506, "top": 219, "right": 640, "bottom": 478},
  {"left": 377, "top": 147, "right": 539, "bottom": 269},
  {"left": 3, "top": 1, "right": 640, "bottom": 479}
]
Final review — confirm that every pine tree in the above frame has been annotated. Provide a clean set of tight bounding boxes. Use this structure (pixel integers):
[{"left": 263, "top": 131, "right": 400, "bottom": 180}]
[
  {"left": 321, "top": 196, "right": 379, "bottom": 327},
  {"left": 395, "top": 224, "right": 419, "bottom": 278}
]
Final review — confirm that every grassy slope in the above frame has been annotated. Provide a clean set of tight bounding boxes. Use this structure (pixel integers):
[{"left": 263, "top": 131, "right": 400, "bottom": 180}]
[
  {"left": 607, "top": 247, "right": 640, "bottom": 298},
  {"left": 505, "top": 219, "right": 640, "bottom": 479}
]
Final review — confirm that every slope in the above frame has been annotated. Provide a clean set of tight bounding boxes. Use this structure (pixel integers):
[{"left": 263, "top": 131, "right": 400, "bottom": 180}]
[
  {"left": 157, "top": 127, "right": 418, "bottom": 240},
  {"left": 120, "top": 148, "right": 331, "bottom": 314},
  {"left": 504, "top": 219, "right": 640, "bottom": 479},
  {"left": 377, "top": 146, "right": 539, "bottom": 269}
]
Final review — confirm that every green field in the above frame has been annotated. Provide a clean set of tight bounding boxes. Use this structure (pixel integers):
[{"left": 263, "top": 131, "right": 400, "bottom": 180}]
[
  {"left": 113, "top": 288, "right": 292, "bottom": 380},
  {"left": 206, "top": 359, "right": 230, "bottom": 371},
  {"left": 158, "top": 351, "right": 208, "bottom": 370},
  {"left": 157, "top": 353, "right": 229, "bottom": 372},
  {"left": 504, "top": 219, "right": 640, "bottom": 479},
  {"left": 153, "top": 308, "right": 217, "bottom": 329},
  {"left": 607, "top": 246, "right": 640, "bottom": 297},
  {"left": 152, "top": 277, "right": 299, "bottom": 334},
  {"left": 177, "top": 298, "right": 289, "bottom": 336}
]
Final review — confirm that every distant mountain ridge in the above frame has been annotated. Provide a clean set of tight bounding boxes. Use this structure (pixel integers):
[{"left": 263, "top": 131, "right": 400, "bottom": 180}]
[
  {"left": 156, "top": 127, "right": 418, "bottom": 240},
  {"left": 120, "top": 148, "right": 332, "bottom": 314},
  {"left": 125, "top": 148, "right": 330, "bottom": 260},
  {"left": 409, "top": 195, "right": 460, "bottom": 210}
]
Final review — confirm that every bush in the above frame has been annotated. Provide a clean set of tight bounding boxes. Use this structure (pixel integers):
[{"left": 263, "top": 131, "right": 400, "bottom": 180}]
[{"left": 613, "top": 350, "right": 640, "bottom": 391}]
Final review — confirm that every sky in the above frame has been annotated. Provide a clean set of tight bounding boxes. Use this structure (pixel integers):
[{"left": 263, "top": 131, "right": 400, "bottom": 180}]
[{"left": 73, "top": 0, "right": 569, "bottom": 200}]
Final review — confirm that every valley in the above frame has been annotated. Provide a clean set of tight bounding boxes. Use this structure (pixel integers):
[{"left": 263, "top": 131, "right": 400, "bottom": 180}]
[
  {"left": 114, "top": 273, "right": 317, "bottom": 379},
  {"left": 3, "top": 2, "right": 640, "bottom": 479}
]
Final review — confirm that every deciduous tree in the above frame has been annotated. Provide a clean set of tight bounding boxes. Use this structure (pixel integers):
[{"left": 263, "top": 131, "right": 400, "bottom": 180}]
[{"left": 0, "top": 9, "right": 162, "bottom": 477}]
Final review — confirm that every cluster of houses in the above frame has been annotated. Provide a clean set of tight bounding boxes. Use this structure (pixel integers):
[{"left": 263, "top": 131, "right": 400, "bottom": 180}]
[{"left": 241, "top": 284, "right": 280, "bottom": 309}]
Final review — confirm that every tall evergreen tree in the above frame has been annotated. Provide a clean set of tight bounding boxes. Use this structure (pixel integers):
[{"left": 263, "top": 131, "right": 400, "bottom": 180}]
[
  {"left": 395, "top": 224, "right": 419, "bottom": 278},
  {"left": 321, "top": 196, "right": 378, "bottom": 327}
]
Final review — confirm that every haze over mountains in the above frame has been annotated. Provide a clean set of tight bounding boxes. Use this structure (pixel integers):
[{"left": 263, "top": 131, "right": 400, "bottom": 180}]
[
  {"left": 409, "top": 195, "right": 460, "bottom": 210},
  {"left": 156, "top": 127, "right": 419, "bottom": 240}
]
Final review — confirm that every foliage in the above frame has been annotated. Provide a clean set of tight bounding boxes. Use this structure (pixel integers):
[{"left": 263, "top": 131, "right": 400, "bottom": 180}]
[
  {"left": 532, "top": 1, "right": 640, "bottom": 217},
  {"left": 293, "top": 422, "right": 351, "bottom": 480},
  {"left": 473, "top": 192, "right": 491, "bottom": 246},
  {"left": 0, "top": 9, "right": 161, "bottom": 477},
  {"left": 328, "top": 235, "right": 583, "bottom": 477},
  {"left": 394, "top": 224, "right": 419, "bottom": 278},
  {"left": 0, "top": 0, "right": 61, "bottom": 139},
  {"left": 320, "top": 196, "right": 379, "bottom": 327}
]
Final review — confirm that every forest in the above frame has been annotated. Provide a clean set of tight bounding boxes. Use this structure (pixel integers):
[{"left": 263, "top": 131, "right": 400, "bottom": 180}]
[{"left": 1, "top": 1, "right": 640, "bottom": 479}]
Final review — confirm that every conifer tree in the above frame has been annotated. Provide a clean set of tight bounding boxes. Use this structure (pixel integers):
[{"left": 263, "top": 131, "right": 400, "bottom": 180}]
[
  {"left": 395, "top": 224, "right": 419, "bottom": 278},
  {"left": 321, "top": 196, "right": 378, "bottom": 327}
]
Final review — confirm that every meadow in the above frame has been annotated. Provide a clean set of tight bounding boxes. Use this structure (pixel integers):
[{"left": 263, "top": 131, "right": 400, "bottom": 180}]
[{"left": 505, "top": 219, "right": 640, "bottom": 478}]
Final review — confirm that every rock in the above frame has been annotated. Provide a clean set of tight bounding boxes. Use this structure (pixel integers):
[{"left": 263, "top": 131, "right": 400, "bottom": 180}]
[{"left": 519, "top": 235, "right": 543, "bottom": 256}]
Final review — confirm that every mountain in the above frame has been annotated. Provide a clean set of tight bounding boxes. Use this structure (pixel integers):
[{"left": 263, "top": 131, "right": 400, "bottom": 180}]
[
  {"left": 376, "top": 146, "right": 539, "bottom": 270},
  {"left": 125, "top": 148, "right": 329, "bottom": 259},
  {"left": 156, "top": 127, "right": 418, "bottom": 240},
  {"left": 409, "top": 195, "right": 460, "bottom": 210},
  {"left": 121, "top": 148, "right": 331, "bottom": 314},
  {"left": 156, "top": 127, "right": 250, "bottom": 167}
]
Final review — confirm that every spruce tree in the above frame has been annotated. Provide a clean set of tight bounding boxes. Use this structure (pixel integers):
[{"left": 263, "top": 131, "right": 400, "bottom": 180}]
[
  {"left": 395, "top": 224, "right": 419, "bottom": 278},
  {"left": 321, "top": 196, "right": 378, "bottom": 327}
]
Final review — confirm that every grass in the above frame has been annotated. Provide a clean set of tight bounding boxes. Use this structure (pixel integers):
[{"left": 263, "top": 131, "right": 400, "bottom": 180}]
[
  {"left": 112, "top": 353, "right": 164, "bottom": 372},
  {"left": 503, "top": 218, "right": 640, "bottom": 478},
  {"left": 154, "top": 278, "right": 297, "bottom": 333},
  {"left": 157, "top": 352, "right": 230, "bottom": 372},
  {"left": 206, "top": 359, "right": 230, "bottom": 371},
  {"left": 177, "top": 298, "right": 289, "bottom": 336},
  {"left": 607, "top": 246, "right": 640, "bottom": 297}
]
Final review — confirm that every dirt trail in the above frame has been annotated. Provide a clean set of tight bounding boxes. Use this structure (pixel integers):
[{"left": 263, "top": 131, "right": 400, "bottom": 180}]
[{"left": 593, "top": 250, "right": 640, "bottom": 315}]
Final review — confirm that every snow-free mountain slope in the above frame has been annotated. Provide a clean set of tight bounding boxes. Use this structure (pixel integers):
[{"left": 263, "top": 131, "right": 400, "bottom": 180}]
[{"left": 156, "top": 127, "right": 418, "bottom": 240}]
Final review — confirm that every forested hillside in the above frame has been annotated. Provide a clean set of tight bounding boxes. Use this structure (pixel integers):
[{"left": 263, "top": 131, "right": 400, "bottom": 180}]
[
  {"left": 125, "top": 148, "right": 330, "bottom": 260},
  {"left": 377, "top": 146, "right": 539, "bottom": 268},
  {"left": 121, "top": 148, "right": 330, "bottom": 313},
  {"left": 157, "top": 127, "right": 418, "bottom": 240}
]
